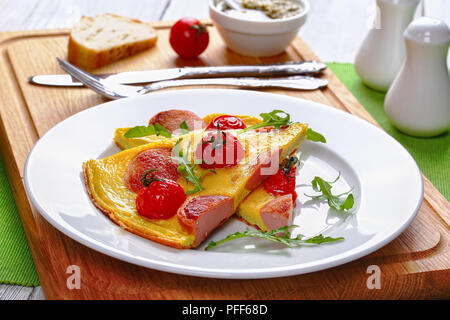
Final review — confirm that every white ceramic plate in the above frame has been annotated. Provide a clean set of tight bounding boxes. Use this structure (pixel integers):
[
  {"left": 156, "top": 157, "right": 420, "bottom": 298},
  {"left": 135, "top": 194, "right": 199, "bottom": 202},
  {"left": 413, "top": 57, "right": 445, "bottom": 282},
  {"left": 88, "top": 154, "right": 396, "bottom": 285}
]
[{"left": 24, "top": 89, "right": 423, "bottom": 279}]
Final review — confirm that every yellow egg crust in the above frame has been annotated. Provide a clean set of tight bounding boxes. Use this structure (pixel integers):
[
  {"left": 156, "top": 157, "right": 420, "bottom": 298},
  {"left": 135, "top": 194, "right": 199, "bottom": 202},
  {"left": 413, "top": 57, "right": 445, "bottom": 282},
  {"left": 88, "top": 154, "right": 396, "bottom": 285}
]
[{"left": 85, "top": 124, "right": 307, "bottom": 248}]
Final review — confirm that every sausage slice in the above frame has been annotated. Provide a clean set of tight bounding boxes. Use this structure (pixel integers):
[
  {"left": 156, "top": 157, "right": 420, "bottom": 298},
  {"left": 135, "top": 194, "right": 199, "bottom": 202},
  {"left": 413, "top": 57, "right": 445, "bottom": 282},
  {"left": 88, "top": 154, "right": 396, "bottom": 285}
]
[
  {"left": 125, "top": 148, "right": 179, "bottom": 193},
  {"left": 177, "top": 195, "right": 234, "bottom": 247},
  {"left": 149, "top": 109, "right": 206, "bottom": 133},
  {"left": 245, "top": 149, "right": 281, "bottom": 190},
  {"left": 260, "top": 194, "right": 293, "bottom": 231}
]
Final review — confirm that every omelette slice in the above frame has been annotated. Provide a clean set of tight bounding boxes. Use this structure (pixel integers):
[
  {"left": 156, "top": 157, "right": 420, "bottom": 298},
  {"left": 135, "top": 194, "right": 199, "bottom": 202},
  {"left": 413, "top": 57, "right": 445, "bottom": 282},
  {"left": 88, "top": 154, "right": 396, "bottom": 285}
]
[
  {"left": 236, "top": 183, "right": 294, "bottom": 231},
  {"left": 84, "top": 123, "right": 307, "bottom": 248},
  {"left": 114, "top": 112, "right": 300, "bottom": 232}
]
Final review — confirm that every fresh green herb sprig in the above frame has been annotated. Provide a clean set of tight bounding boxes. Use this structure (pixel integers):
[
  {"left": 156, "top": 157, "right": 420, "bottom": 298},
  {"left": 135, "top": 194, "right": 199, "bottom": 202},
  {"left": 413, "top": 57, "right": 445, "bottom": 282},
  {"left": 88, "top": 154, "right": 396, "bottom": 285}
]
[
  {"left": 238, "top": 110, "right": 294, "bottom": 134},
  {"left": 124, "top": 123, "right": 172, "bottom": 138},
  {"left": 237, "top": 109, "right": 326, "bottom": 144},
  {"left": 305, "top": 173, "right": 354, "bottom": 212},
  {"left": 179, "top": 120, "right": 190, "bottom": 134},
  {"left": 306, "top": 128, "right": 326, "bottom": 143},
  {"left": 205, "top": 225, "right": 343, "bottom": 250},
  {"left": 171, "top": 139, "right": 204, "bottom": 195}
]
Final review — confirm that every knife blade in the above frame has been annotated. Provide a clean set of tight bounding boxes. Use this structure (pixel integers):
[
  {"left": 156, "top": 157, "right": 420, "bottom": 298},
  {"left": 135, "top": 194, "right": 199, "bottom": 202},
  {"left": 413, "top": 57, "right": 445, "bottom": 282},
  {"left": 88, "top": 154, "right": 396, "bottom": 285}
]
[{"left": 29, "top": 61, "right": 327, "bottom": 87}]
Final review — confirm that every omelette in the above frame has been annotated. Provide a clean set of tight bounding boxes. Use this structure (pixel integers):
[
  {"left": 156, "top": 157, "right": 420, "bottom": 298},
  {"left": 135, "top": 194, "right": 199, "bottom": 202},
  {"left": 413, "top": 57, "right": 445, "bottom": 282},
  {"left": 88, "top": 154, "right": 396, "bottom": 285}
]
[
  {"left": 114, "top": 112, "right": 302, "bottom": 232},
  {"left": 84, "top": 121, "right": 307, "bottom": 248}
]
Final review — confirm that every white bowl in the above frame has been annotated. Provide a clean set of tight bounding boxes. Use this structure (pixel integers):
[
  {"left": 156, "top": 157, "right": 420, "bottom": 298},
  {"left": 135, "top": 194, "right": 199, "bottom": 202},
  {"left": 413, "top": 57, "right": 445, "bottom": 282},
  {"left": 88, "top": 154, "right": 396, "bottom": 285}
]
[{"left": 209, "top": 0, "right": 309, "bottom": 57}]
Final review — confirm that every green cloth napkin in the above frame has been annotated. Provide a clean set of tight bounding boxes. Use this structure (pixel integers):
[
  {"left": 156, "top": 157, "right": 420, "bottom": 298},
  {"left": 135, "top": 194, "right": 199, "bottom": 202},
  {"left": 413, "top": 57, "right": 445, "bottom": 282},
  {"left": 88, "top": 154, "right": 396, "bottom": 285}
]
[
  {"left": 0, "top": 62, "right": 448, "bottom": 288},
  {"left": 0, "top": 155, "right": 39, "bottom": 286},
  {"left": 327, "top": 63, "right": 449, "bottom": 201}
]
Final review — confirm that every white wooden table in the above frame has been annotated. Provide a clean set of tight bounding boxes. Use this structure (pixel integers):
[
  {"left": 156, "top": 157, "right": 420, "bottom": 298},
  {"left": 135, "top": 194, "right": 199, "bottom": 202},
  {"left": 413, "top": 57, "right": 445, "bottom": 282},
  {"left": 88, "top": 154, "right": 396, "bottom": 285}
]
[{"left": 0, "top": 0, "right": 448, "bottom": 300}]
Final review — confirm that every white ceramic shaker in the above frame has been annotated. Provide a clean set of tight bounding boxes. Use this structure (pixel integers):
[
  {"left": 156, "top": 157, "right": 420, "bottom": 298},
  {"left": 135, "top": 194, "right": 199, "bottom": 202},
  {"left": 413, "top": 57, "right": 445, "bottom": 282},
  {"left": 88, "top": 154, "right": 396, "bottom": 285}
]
[
  {"left": 355, "top": 0, "right": 420, "bottom": 92},
  {"left": 385, "top": 17, "right": 450, "bottom": 137}
]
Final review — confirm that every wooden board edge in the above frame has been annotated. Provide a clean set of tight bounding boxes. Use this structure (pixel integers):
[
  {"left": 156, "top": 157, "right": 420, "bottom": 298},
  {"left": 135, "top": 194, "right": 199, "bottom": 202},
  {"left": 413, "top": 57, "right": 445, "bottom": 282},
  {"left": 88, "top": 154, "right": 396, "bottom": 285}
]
[{"left": 0, "top": 27, "right": 448, "bottom": 299}]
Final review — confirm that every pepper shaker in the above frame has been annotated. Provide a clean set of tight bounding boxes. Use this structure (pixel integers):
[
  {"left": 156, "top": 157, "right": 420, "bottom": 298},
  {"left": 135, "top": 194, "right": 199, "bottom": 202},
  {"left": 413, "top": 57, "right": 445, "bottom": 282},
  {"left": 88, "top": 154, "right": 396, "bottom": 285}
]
[
  {"left": 355, "top": 0, "right": 420, "bottom": 92},
  {"left": 384, "top": 17, "right": 450, "bottom": 137}
]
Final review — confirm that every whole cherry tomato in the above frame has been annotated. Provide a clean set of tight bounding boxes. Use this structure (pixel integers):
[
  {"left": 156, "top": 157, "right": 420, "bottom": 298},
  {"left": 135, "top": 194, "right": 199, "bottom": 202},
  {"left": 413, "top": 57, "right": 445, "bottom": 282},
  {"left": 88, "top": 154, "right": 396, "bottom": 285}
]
[
  {"left": 196, "top": 129, "right": 245, "bottom": 169},
  {"left": 263, "top": 157, "right": 298, "bottom": 202},
  {"left": 169, "top": 17, "right": 209, "bottom": 59},
  {"left": 136, "top": 170, "right": 186, "bottom": 219},
  {"left": 206, "top": 115, "right": 247, "bottom": 131}
]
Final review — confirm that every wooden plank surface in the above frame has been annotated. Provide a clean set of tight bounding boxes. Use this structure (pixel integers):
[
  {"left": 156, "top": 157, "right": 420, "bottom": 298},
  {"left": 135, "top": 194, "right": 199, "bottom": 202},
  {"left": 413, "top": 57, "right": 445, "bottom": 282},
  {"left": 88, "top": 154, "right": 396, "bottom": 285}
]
[
  {"left": 2, "top": 0, "right": 450, "bottom": 63},
  {"left": 0, "top": 22, "right": 448, "bottom": 300},
  {"left": 0, "top": 0, "right": 171, "bottom": 30},
  {"left": 0, "top": 0, "right": 449, "bottom": 300}
]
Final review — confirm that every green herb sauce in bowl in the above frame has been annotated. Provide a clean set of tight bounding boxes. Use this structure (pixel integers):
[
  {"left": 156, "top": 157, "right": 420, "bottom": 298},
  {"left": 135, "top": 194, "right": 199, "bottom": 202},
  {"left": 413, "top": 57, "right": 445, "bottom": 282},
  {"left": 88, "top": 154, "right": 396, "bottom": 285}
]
[{"left": 217, "top": 0, "right": 304, "bottom": 21}]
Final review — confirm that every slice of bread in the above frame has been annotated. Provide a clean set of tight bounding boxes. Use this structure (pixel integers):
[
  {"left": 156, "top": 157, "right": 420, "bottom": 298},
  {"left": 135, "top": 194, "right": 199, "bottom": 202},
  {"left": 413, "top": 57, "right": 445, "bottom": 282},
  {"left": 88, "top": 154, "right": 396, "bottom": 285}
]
[{"left": 68, "top": 13, "right": 158, "bottom": 69}]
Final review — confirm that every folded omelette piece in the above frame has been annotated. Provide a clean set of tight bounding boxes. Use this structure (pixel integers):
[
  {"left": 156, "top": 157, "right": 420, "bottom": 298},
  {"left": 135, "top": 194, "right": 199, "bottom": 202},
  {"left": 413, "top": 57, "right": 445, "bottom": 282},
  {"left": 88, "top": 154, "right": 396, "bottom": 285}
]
[
  {"left": 114, "top": 113, "right": 304, "bottom": 233},
  {"left": 84, "top": 123, "right": 307, "bottom": 248}
]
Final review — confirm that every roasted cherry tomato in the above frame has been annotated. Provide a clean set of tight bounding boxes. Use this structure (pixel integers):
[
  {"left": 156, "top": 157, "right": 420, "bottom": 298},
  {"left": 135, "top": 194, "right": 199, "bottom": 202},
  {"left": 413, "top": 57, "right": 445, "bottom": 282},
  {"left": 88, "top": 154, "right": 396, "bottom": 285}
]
[
  {"left": 206, "top": 115, "right": 247, "bottom": 131},
  {"left": 263, "top": 157, "right": 298, "bottom": 202},
  {"left": 136, "top": 170, "right": 186, "bottom": 219},
  {"left": 169, "top": 17, "right": 209, "bottom": 59},
  {"left": 196, "top": 129, "right": 245, "bottom": 169}
]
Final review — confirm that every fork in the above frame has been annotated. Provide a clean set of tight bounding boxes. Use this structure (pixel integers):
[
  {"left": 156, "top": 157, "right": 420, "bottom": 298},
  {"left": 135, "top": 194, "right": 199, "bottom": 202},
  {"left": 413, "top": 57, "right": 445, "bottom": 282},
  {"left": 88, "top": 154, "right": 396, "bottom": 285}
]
[{"left": 57, "top": 58, "right": 328, "bottom": 100}]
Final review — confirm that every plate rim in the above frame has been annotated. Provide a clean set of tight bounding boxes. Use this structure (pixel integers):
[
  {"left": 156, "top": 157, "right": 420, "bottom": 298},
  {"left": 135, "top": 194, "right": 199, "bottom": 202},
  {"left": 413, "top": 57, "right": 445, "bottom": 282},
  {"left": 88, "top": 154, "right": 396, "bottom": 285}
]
[{"left": 23, "top": 88, "right": 424, "bottom": 279}]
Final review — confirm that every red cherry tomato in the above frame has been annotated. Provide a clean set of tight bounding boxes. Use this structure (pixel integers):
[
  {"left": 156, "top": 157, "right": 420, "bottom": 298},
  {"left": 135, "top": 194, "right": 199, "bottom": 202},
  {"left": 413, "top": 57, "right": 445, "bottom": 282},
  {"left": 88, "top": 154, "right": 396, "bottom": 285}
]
[
  {"left": 136, "top": 171, "right": 186, "bottom": 219},
  {"left": 263, "top": 166, "right": 298, "bottom": 202},
  {"left": 169, "top": 17, "right": 209, "bottom": 59},
  {"left": 196, "top": 130, "right": 245, "bottom": 169},
  {"left": 206, "top": 115, "right": 247, "bottom": 131}
]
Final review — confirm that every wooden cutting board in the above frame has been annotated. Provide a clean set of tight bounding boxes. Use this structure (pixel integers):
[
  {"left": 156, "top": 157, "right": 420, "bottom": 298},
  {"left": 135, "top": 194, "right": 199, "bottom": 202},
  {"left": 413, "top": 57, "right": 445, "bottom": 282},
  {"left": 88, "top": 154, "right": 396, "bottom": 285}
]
[{"left": 0, "top": 21, "right": 448, "bottom": 300}]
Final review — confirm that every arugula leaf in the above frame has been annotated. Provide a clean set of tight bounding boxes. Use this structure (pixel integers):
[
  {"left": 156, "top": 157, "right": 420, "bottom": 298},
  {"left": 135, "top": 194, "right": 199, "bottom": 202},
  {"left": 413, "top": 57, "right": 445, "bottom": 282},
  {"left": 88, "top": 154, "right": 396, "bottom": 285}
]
[
  {"left": 238, "top": 109, "right": 294, "bottom": 134},
  {"left": 237, "top": 110, "right": 327, "bottom": 145},
  {"left": 302, "top": 234, "right": 345, "bottom": 244},
  {"left": 178, "top": 120, "right": 190, "bottom": 135},
  {"left": 171, "top": 139, "right": 204, "bottom": 195},
  {"left": 124, "top": 125, "right": 156, "bottom": 138},
  {"left": 306, "top": 128, "right": 326, "bottom": 143},
  {"left": 305, "top": 174, "right": 354, "bottom": 212},
  {"left": 180, "top": 120, "right": 189, "bottom": 131},
  {"left": 124, "top": 123, "right": 172, "bottom": 138},
  {"left": 205, "top": 225, "right": 343, "bottom": 250},
  {"left": 154, "top": 123, "right": 172, "bottom": 138}
]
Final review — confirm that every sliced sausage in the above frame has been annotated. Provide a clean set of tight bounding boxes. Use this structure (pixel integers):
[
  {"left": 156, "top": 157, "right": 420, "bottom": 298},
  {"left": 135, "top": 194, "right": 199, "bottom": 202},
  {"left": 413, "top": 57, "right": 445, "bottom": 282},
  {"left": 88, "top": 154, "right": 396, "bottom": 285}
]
[
  {"left": 260, "top": 194, "right": 293, "bottom": 231},
  {"left": 245, "top": 148, "right": 281, "bottom": 190},
  {"left": 125, "top": 148, "right": 179, "bottom": 193},
  {"left": 149, "top": 109, "right": 206, "bottom": 133},
  {"left": 177, "top": 195, "right": 234, "bottom": 247}
]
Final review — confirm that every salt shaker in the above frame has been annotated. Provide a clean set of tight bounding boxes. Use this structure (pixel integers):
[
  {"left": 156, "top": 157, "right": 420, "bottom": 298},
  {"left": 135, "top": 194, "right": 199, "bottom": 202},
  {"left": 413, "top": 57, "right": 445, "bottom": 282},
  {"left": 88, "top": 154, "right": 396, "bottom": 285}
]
[
  {"left": 355, "top": 0, "right": 420, "bottom": 92},
  {"left": 385, "top": 17, "right": 450, "bottom": 137}
]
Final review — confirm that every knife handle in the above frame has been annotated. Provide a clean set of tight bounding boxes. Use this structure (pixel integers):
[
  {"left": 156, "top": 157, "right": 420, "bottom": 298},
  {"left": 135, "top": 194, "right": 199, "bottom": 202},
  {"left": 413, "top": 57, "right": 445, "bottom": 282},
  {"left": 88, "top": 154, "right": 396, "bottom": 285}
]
[{"left": 180, "top": 61, "right": 327, "bottom": 79}]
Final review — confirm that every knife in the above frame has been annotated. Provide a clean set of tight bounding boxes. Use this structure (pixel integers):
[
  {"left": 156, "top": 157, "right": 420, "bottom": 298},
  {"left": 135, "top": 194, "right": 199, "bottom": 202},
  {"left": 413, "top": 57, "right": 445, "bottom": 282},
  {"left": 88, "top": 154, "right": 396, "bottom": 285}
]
[{"left": 29, "top": 61, "right": 327, "bottom": 87}]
